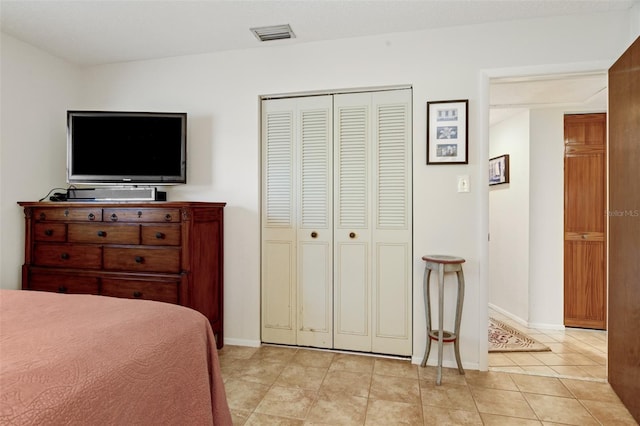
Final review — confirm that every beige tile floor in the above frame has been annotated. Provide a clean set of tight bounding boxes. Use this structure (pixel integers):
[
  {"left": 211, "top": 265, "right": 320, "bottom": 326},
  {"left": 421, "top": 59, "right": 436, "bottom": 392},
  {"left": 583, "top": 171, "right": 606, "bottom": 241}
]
[
  {"left": 488, "top": 309, "right": 608, "bottom": 382},
  {"left": 218, "top": 344, "right": 636, "bottom": 425}
]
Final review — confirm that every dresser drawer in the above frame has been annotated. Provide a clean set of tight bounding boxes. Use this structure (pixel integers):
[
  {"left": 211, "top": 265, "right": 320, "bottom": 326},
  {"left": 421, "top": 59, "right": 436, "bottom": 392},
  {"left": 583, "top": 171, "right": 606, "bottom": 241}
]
[
  {"left": 103, "top": 247, "right": 180, "bottom": 273},
  {"left": 28, "top": 271, "right": 100, "bottom": 294},
  {"left": 141, "top": 224, "right": 181, "bottom": 246},
  {"left": 103, "top": 208, "right": 181, "bottom": 223},
  {"left": 34, "top": 223, "right": 66, "bottom": 242},
  {"left": 34, "top": 208, "right": 102, "bottom": 222},
  {"left": 101, "top": 278, "right": 179, "bottom": 304},
  {"left": 68, "top": 223, "right": 140, "bottom": 244},
  {"left": 34, "top": 243, "right": 102, "bottom": 269}
]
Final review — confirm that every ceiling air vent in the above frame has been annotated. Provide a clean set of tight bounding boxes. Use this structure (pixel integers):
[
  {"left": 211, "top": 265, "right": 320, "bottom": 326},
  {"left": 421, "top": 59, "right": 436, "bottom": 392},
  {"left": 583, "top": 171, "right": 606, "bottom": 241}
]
[{"left": 250, "top": 24, "right": 295, "bottom": 42}]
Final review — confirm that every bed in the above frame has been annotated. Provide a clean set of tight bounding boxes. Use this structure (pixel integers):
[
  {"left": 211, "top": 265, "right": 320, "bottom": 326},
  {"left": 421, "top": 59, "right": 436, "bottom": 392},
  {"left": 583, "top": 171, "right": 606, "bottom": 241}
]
[{"left": 0, "top": 290, "right": 232, "bottom": 425}]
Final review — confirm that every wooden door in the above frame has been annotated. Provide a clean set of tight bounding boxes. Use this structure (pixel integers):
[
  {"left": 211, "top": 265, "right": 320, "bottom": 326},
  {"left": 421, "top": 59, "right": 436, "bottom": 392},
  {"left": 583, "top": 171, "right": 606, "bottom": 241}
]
[
  {"left": 608, "top": 35, "right": 640, "bottom": 423},
  {"left": 563, "top": 113, "right": 606, "bottom": 329}
]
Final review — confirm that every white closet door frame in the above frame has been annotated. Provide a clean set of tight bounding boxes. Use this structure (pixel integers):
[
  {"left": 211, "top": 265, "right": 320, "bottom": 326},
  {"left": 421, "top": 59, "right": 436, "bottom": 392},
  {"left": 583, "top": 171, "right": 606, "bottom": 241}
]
[{"left": 261, "top": 86, "right": 412, "bottom": 355}]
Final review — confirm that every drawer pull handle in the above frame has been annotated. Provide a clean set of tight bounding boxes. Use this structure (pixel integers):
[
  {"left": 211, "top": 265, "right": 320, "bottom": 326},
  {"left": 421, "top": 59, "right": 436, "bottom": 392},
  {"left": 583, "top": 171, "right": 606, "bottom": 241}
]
[
  {"left": 44, "top": 229, "right": 54, "bottom": 236},
  {"left": 133, "top": 291, "right": 143, "bottom": 298},
  {"left": 349, "top": 232, "right": 356, "bottom": 239},
  {"left": 64, "top": 209, "right": 69, "bottom": 217},
  {"left": 57, "top": 286, "right": 68, "bottom": 293},
  {"left": 137, "top": 211, "right": 143, "bottom": 218},
  {"left": 135, "top": 256, "right": 144, "bottom": 264},
  {"left": 311, "top": 231, "right": 318, "bottom": 238},
  {"left": 164, "top": 214, "right": 172, "bottom": 222},
  {"left": 110, "top": 213, "right": 118, "bottom": 222},
  {"left": 61, "top": 253, "right": 70, "bottom": 260},
  {"left": 39, "top": 212, "right": 46, "bottom": 220},
  {"left": 97, "top": 230, "right": 107, "bottom": 237},
  {"left": 155, "top": 232, "right": 165, "bottom": 239},
  {"left": 88, "top": 213, "right": 96, "bottom": 221}
]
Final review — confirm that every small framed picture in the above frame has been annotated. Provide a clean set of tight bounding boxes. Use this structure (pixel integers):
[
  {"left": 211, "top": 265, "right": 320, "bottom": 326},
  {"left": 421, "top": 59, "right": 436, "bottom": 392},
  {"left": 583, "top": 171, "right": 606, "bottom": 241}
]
[
  {"left": 427, "top": 99, "right": 468, "bottom": 165},
  {"left": 489, "top": 154, "right": 510, "bottom": 186}
]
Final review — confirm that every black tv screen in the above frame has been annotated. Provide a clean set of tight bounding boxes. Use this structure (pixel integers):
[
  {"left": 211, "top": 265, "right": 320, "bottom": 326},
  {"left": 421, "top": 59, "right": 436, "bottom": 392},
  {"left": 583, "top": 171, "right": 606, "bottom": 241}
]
[{"left": 67, "top": 111, "right": 187, "bottom": 184}]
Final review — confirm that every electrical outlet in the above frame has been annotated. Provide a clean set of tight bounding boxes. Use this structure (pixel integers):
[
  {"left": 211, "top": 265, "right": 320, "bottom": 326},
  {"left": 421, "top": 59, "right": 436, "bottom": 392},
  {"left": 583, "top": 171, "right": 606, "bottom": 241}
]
[{"left": 457, "top": 175, "right": 470, "bottom": 193}]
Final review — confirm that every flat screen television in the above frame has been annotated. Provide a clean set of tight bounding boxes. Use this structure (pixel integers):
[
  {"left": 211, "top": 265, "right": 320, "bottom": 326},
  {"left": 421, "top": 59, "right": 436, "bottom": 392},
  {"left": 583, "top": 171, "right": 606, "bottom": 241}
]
[{"left": 67, "top": 111, "right": 187, "bottom": 184}]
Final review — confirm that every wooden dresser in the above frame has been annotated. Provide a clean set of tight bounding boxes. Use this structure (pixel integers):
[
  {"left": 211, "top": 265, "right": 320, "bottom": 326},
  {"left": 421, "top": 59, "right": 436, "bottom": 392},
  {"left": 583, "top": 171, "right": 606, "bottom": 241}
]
[{"left": 18, "top": 201, "right": 226, "bottom": 348}]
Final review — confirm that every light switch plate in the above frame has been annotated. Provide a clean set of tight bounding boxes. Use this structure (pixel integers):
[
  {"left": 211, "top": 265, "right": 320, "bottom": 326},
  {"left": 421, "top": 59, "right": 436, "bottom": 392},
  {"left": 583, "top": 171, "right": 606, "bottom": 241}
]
[{"left": 457, "top": 175, "right": 470, "bottom": 192}]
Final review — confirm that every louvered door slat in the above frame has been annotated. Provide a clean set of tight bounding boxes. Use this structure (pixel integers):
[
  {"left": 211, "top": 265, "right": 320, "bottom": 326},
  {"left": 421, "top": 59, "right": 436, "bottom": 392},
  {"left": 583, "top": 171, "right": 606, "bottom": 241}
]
[
  {"left": 301, "top": 109, "right": 330, "bottom": 227},
  {"left": 265, "top": 111, "right": 293, "bottom": 227},
  {"left": 337, "top": 106, "right": 368, "bottom": 228},
  {"left": 377, "top": 104, "right": 408, "bottom": 228}
]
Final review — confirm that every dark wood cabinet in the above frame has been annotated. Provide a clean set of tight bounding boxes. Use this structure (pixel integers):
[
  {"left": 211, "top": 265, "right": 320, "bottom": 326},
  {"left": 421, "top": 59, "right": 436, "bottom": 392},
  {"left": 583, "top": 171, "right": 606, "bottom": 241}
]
[{"left": 18, "top": 201, "right": 225, "bottom": 348}]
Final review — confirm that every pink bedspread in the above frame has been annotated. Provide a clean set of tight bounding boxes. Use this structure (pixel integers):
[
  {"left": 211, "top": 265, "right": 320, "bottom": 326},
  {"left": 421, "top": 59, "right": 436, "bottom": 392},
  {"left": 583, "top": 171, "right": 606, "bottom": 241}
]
[{"left": 0, "top": 290, "right": 232, "bottom": 425}]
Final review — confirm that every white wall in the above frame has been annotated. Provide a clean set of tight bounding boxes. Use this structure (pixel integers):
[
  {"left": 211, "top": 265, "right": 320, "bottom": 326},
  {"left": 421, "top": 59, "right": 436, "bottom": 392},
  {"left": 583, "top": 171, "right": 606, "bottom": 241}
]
[
  {"left": 489, "top": 111, "right": 530, "bottom": 322},
  {"left": 529, "top": 105, "right": 608, "bottom": 330},
  {"left": 528, "top": 108, "right": 567, "bottom": 329},
  {"left": 631, "top": 3, "right": 640, "bottom": 38},
  {"left": 0, "top": 34, "right": 80, "bottom": 289},
  {"left": 1, "top": 10, "right": 635, "bottom": 369}
]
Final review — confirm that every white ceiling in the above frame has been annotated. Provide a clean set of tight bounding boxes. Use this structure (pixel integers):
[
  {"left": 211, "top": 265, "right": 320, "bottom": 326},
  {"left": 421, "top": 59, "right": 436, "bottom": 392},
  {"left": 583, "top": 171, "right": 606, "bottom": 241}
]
[
  {"left": 1, "top": 0, "right": 637, "bottom": 67},
  {"left": 489, "top": 72, "right": 609, "bottom": 125},
  {"left": 0, "top": 0, "right": 630, "bottom": 120}
]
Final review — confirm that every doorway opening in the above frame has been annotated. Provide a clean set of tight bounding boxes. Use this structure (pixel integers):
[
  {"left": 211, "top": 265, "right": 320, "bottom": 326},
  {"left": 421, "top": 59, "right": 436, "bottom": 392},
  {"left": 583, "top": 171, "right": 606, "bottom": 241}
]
[{"left": 487, "top": 72, "right": 608, "bottom": 382}]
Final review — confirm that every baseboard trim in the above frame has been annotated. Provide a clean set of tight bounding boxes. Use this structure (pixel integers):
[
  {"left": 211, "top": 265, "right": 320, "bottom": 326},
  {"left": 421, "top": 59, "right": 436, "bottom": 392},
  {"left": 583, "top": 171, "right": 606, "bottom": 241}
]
[
  {"left": 488, "top": 303, "right": 528, "bottom": 327},
  {"left": 528, "top": 322, "right": 565, "bottom": 331},
  {"left": 223, "top": 338, "right": 262, "bottom": 348},
  {"left": 489, "top": 303, "right": 565, "bottom": 331}
]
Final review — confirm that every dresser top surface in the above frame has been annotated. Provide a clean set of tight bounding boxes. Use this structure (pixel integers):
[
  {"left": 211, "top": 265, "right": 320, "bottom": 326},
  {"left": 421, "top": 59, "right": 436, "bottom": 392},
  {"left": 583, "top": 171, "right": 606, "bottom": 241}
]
[{"left": 18, "top": 201, "right": 226, "bottom": 208}]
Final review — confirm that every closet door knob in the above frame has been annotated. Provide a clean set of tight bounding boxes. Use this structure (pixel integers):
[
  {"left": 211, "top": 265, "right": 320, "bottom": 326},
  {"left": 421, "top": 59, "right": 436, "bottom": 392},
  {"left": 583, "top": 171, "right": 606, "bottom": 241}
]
[
  {"left": 349, "top": 232, "right": 356, "bottom": 239},
  {"left": 311, "top": 232, "right": 318, "bottom": 238}
]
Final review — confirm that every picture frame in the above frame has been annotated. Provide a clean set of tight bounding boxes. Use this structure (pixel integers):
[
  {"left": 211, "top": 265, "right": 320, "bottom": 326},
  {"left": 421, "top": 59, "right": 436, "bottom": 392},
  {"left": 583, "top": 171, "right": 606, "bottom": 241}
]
[
  {"left": 489, "top": 154, "right": 510, "bottom": 186},
  {"left": 426, "top": 99, "right": 469, "bottom": 165}
]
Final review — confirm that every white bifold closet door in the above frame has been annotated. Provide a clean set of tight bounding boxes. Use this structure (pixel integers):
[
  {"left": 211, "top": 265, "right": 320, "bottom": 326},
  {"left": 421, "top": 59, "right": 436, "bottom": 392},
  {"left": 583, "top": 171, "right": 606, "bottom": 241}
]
[
  {"left": 261, "top": 88, "right": 412, "bottom": 356},
  {"left": 261, "top": 95, "right": 333, "bottom": 348}
]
